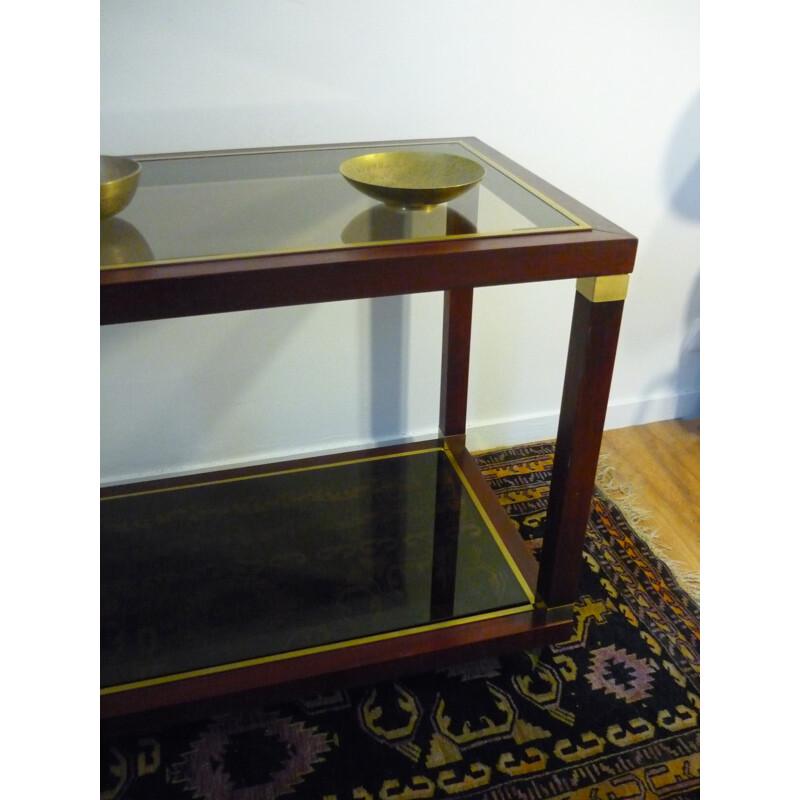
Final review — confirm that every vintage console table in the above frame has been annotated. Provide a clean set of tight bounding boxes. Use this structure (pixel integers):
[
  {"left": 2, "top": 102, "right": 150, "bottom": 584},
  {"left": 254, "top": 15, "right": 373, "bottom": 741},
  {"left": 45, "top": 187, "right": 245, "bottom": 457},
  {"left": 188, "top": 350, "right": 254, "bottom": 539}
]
[{"left": 100, "top": 137, "right": 637, "bottom": 723}]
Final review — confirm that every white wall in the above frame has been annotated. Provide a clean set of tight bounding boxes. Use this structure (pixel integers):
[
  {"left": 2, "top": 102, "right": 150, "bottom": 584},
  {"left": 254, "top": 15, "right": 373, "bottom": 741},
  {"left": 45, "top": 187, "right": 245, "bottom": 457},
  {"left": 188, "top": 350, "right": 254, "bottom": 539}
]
[{"left": 100, "top": 0, "right": 700, "bottom": 484}]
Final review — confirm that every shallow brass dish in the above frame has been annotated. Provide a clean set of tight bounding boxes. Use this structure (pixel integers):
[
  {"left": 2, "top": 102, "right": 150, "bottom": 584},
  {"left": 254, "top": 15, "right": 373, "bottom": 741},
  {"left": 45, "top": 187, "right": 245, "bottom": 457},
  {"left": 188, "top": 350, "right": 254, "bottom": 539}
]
[
  {"left": 340, "top": 151, "right": 485, "bottom": 210},
  {"left": 101, "top": 155, "right": 141, "bottom": 219}
]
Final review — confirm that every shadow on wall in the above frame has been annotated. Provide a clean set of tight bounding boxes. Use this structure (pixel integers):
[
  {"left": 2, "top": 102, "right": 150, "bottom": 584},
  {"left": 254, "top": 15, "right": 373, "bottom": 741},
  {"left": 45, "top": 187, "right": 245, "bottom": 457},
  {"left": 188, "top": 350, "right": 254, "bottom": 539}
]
[
  {"left": 633, "top": 273, "right": 700, "bottom": 424},
  {"left": 635, "top": 93, "right": 700, "bottom": 423},
  {"left": 667, "top": 93, "right": 700, "bottom": 223},
  {"left": 370, "top": 295, "right": 409, "bottom": 442},
  {"left": 676, "top": 274, "right": 700, "bottom": 414}
]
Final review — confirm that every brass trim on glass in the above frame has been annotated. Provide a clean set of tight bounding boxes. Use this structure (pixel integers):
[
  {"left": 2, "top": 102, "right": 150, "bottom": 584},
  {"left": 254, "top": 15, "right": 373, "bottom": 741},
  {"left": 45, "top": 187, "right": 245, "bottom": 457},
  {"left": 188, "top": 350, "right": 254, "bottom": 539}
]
[
  {"left": 576, "top": 274, "right": 630, "bottom": 303},
  {"left": 100, "top": 603, "right": 533, "bottom": 696},
  {"left": 441, "top": 444, "right": 536, "bottom": 606},
  {"left": 457, "top": 141, "right": 590, "bottom": 230},
  {"left": 101, "top": 447, "right": 442, "bottom": 501},
  {"left": 100, "top": 139, "right": 593, "bottom": 271},
  {"left": 101, "top": 446, "right": 538, "bottom": 695}
]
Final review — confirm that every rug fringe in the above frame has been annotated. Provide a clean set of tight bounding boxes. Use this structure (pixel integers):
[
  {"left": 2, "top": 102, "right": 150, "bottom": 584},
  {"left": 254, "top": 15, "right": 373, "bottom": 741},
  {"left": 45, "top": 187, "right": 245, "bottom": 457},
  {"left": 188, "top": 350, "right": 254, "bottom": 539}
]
[{"left": 595, "top": 454, "right": 700, "bottom": 605}]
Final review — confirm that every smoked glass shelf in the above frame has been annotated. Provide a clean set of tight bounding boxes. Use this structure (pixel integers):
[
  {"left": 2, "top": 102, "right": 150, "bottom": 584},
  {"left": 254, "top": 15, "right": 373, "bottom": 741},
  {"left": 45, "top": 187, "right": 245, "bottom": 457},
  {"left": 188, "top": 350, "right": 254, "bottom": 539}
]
[
  {"left": 101, "top": 446, "right": 533, "bottom": 693},
  {"left": 101, "top": 139, "right": 588, "bottom": 270}
]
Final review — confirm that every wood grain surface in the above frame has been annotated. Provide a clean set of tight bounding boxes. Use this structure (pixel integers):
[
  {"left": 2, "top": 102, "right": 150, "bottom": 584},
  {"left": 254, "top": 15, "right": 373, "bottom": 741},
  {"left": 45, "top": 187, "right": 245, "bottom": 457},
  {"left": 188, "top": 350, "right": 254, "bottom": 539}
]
[{"left": 601, "top": 419, "right": 700, "bottom": 578}]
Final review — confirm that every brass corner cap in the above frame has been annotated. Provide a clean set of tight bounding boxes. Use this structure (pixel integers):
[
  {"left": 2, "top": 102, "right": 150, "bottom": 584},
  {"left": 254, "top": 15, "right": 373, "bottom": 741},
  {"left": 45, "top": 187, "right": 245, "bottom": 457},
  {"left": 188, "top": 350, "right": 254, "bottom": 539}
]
[{"left": 577, "top": 274, "right": 630, "bottom": 303}]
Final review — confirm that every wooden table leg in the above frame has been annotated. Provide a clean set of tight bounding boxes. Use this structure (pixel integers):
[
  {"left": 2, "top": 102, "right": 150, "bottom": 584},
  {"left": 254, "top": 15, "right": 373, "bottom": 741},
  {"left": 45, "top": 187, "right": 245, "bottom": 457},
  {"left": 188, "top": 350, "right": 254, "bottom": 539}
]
[{"left": 538, "top": 275, "right": 629, "bottom": 613}]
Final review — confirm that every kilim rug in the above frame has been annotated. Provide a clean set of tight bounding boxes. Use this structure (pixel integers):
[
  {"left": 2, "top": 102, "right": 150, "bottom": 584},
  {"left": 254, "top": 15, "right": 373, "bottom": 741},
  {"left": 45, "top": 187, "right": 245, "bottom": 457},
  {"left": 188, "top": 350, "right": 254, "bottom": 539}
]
[{"left": 100, "top": 441, "right": 700, "bottom": 800}]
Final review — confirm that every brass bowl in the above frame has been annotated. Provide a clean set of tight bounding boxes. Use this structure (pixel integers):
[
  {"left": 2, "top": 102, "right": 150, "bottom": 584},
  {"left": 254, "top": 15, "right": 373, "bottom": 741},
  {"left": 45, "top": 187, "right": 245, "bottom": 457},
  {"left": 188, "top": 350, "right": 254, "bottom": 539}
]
[
  {"left": 340, "top": 151, "right": 485, "bottom": 210},
  {"left": 101, "top": 155, "right": 141, "bottom": 218}
]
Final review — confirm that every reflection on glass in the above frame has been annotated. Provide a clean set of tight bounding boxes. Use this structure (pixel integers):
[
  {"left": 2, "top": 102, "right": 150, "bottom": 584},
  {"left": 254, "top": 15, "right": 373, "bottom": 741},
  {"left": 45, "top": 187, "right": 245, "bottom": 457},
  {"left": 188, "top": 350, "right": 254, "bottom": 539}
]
[
  {"left": 100, "top": 449, "right": 532, "bottom": 688},
  {"left": 100, "top": 218, "right": 153, "bottom": 266},
  {"left": 341, "top": 204, "right": 477, "bottom": 244}
]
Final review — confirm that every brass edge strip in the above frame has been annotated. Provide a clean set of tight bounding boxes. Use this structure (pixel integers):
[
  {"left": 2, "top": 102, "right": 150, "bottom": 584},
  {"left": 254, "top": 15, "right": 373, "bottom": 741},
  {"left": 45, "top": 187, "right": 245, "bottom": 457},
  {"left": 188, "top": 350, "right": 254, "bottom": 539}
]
[
  {"left": 576, "top": 274, "right": 630, "bottom": 303},
  {"left": 456, "top": 141, "right": 592, "bottom": 231},
  {"left": 99, "top": 223, "right": 589, "bottom": 271},
  {"left": 133, "top": 140, "right": 466, "bottom": 162},
  {"left": 102, "top": 447, "right": 442, "bottom": 501},
  {"left": 441, "top": 446, "right": 537, "bottom": 606},
  {"left": 100, "top": 139, "right": 592, "bottom": 271},
  {"left": 101, "top": 602, "right": 533, "bottom": 695}
]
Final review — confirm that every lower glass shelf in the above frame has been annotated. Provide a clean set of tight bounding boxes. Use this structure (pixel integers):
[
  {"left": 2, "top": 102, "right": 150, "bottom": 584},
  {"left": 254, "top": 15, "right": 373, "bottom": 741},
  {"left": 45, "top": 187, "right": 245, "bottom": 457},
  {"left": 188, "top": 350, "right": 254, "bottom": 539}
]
[{"left": 101, "top": 445, "right": 536, "bottom": 694}]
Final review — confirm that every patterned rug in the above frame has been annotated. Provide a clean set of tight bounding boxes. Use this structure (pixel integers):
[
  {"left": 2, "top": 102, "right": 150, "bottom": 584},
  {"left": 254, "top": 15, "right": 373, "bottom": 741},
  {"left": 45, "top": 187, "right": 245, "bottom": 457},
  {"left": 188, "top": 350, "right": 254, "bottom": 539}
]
[{"left": 100, "top": 441, "right": 700, "bottom": 800}]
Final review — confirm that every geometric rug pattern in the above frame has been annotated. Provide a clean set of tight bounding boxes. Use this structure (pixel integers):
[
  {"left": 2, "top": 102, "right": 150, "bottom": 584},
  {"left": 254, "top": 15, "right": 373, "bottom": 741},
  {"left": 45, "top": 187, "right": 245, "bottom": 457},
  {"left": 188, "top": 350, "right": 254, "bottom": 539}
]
[{"left": 100, "top": 441, "right": 699, "bottom": 799}]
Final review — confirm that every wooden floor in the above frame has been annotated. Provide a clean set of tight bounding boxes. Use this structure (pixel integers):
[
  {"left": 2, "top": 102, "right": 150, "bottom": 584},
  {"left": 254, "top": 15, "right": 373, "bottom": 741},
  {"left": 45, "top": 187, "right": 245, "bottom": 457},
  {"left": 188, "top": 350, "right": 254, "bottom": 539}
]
[{"left": 600, "top": 418, "right": 700, "bottom": 581}]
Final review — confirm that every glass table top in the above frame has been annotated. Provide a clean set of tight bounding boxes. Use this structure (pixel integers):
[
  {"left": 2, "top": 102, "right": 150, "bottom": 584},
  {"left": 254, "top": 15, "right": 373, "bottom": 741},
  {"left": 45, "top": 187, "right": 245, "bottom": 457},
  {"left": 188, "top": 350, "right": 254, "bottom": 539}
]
[
  {"left": 101, "top": 140, "right": 590, "bottom": 269},
  {"left": 100, "top": 447, "right": 534, "bottom": 690}
]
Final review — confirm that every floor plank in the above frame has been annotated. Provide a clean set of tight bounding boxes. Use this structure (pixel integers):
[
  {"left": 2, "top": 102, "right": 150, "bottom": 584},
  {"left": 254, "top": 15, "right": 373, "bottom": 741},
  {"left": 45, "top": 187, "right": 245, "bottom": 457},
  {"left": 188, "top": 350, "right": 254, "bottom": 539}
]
[{"left": 600, "top": 419, "right": 700, "bottom": 580}]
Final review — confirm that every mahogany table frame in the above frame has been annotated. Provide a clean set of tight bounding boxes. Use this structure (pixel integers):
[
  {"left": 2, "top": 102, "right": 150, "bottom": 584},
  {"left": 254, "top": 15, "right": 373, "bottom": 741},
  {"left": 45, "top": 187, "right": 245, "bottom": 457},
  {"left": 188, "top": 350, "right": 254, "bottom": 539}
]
[{"left": 100, "top": 137, "right": 637, "bottom": 726}]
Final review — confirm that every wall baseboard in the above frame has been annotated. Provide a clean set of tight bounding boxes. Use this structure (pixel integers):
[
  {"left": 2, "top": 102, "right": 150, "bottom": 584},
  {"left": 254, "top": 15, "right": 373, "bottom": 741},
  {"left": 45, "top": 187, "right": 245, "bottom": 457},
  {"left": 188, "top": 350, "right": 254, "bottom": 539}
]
[
  {"left": 101, "top": 392, "right": 699, "bottom": 487},
  {"left": 466, "top": 391, "right": 700, "bottom": 452}
]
